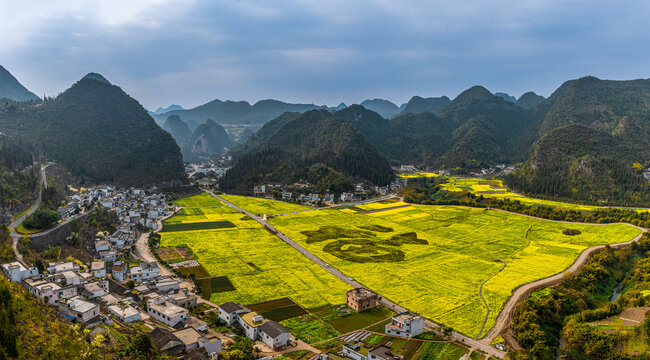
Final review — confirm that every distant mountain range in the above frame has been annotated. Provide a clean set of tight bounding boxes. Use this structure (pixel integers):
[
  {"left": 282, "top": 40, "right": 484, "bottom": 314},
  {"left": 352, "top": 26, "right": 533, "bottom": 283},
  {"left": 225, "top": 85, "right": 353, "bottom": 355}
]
[
  {"left": 0, "top": 66, "right": 40, "bottom": 102},
  {"left": 0, "top": 70, "right": 184, "bottom": 186},
  {"left": 154, "top": 104, "right": 184, "bottom": 114}
]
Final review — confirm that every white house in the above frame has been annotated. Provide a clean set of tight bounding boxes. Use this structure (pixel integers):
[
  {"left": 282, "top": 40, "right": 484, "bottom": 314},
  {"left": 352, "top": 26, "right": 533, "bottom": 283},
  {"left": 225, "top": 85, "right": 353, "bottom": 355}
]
[
  {"left": 48, "top": 261, "right": 79, "bottom": 274},
  {"left": 91, "top": 261, "right": 106, "bottom": 278},
  {"left": 342, "top": 343, "right": 368, "bottom": 360},
  {"left": 100, "top": 199, "right": 114, "bottom": 208},
  {"left": 172, "top": 327, "right": 222, "bottom": 355},
  {"left": 130, "top": 262, "right": 159, "bottom": 282},
  {"left": 108, "top": 303, "right": 141, "bottom": 323},
  {"left": 155, "top": 278, "right": 180, "bottom": 293},
  {"left": 94, "top": 240, "right": 111, "bottom": 252},
  {"left": 148, "top": 298, "right": 189, "bottom": 327},
  {"left": 99, "top": 251, "right": 117, "bottom": 262},
  {"left": 1, "top": 262, "right": 38, "bottom": 282},
  {"left": 384, "top": 312, "right": 424, "bottom": 337},
  {"left": 259, "top": 321, "right": 291, "bottom": 350},
  {"left": 217, "top": 302, "right": 248, "bottom": 325},
  {"left": 59, "top": 296, "right": 100, "bottom": 323},
  {"left": 112, "top": 261, "right": 128, "bottom": 282},
  {"left": 23, "top": 277, "right": 77, "bottom": 305},
  {"left": 237, "top": 311, "right": 266, "bottom": 340},
  {"left": 340, "top": 192, "right": 355, "bottom": 202},
  {"left": 83, "top": 281, "right": 108, "bottom": 299}
]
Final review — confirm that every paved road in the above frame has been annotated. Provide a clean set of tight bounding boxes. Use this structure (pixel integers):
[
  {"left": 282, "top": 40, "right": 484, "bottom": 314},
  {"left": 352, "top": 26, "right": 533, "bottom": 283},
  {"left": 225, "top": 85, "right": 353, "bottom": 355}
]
[
  {"left": 9, "top": 163, "right": 51, "bottom": 264},
  {"left": 208, "top": 191, "right": 507, "bottom": 359}
]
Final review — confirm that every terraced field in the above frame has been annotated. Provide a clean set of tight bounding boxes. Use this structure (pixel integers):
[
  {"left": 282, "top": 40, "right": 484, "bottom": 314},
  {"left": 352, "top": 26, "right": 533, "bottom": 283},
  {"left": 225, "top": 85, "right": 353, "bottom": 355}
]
[
  {"left": 219, "top": 194, "right": 311, "bottom": 215},
  {"left": 268, "top": 203, "right": 642, "bottom": 338},
  {"left": 440, "top": 178, "right": 650, "bottom": 213},
  {"left": 159, "top": 196, "right": 350, "bottom": 308},
  {"left": 398, "top": 172, "right": 439, "bottom": 179}
]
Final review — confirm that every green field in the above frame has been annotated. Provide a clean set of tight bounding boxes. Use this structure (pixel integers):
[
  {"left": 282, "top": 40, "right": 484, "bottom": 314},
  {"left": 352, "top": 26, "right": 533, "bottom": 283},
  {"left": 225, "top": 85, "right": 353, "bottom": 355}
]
[
  {"left": 220, "top": 194, "right": 312, "bottom": 215},
  {"left": 414, "top": 342, "right": 468, "bottom": 360},
  {"left": 269, "top": 204, "right": 642, "bottom": 338},
  {"left": 160, "top": 220, "right": 236, "bottom": 232},
  {"left": 160, "top": 196, "right": 351, "bottom": 309}
]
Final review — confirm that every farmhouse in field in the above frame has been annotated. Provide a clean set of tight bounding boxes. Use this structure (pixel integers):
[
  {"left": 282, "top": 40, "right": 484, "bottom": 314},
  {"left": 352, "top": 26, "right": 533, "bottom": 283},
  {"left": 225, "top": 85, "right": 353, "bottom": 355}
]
[
  {"left": 385, "top": 312, "right": 424, "bottom": 337},
  {"left": 340, "top": 343, "right": 397, "bottom": 360},
  {"left": 346, "top": 288, "right": 379, "bottom": 312},
  {"left": 217, "top": 302, "right": 248, "bottom": 325}
]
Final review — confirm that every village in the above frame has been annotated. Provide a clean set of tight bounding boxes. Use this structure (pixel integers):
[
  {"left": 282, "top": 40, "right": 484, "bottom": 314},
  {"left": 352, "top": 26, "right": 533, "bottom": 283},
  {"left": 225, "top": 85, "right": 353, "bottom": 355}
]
[{"left": 1, "top": 184, "right": 437, "bottom": 360}]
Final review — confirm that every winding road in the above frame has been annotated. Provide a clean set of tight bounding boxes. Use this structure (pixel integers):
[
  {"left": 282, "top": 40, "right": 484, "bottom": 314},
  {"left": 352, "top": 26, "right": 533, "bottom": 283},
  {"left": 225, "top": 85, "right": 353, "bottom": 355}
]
[{"left": 9, "top": 163, "right": 51, "bottom": 264}]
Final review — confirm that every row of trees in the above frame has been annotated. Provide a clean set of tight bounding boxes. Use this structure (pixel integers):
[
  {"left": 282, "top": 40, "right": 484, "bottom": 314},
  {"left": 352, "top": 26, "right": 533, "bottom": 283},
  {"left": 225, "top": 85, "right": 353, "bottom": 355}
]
[{"left": 401, "top": 178, "right": 650, "bottom": 227}]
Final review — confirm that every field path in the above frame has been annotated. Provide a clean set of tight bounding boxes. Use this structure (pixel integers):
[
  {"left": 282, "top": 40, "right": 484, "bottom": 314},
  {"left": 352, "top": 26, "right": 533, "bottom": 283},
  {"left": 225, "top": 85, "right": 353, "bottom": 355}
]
[
  {"left": 209, "top": 191, "right": 507, "bottom": 359},
  {"left": 476, "top": 225, "right": 532, "bottom": 339},
  {"left": 480, "top": 212, "right": 647, "bottom": 347}
]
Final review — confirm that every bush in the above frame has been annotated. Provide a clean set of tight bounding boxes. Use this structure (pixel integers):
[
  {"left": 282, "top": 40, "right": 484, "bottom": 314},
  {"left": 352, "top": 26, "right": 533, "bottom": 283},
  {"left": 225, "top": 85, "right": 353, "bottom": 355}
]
[{"left": 23, "top": 209, "right": 59, "bottom": 230}]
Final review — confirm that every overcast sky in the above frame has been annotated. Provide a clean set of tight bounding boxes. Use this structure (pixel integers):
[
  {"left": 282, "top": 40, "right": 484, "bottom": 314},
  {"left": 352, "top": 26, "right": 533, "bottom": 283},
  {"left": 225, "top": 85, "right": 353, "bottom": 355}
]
[{"left": 2, "top": 0, "right": 650, "bottom": 109}]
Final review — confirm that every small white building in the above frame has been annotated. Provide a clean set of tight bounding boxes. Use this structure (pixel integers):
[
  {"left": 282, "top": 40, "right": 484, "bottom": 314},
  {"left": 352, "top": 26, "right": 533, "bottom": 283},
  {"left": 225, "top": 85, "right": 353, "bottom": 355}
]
[
  {"left": 130, "top": 262, "right": 159, "bottom": 282},
  {"left": 156, "top": 278, "right": 180, "bottom": 293},
  {"left": 340, "top": 192, "right": 355, "bottom": 202},
  {"left": 112, "top": 261, "right": 128, "bottom": 282},
  {"left": 91, "top": 261, "right": 106, "bottom": 278},
  {"left": 217, "top": 302, "right": 248, "bottom": 325},
  {"left": 83, "top": 281, "right": 108, "bottom": 299},
  {"left": 148, "top": 298, "right": 189, "bottom": 327},
  {"left": 59, "top": 296, "right": 100, "bottom": 323},
  {"left": 94, "top": 240, "right": 111, "bottom": 252},
  {"left": 1, "top": 262, "right": 38, "bottom": 282},
  {"left": 259, "top": 321, "right": 291, "bottom": 350},
  {"left": 48, "top": 261, "right": 79, "bottom": 274},
  {"left": 173, "top": 327, "right": 222, "bottom": 355},
  {"left": 100, "top": 199, "right": 114, "bottom": 208},
  {"left": 108, "top": 303, "right": 141, "bottom": 323},
  {"left": 384, "top": 312, "right": 424, "bottom": 337}
]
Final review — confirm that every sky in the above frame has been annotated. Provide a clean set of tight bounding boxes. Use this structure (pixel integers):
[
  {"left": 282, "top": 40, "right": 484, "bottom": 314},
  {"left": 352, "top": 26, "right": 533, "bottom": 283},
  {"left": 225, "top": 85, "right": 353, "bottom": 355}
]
[{"left": 2, "top": 0, "right": 650, "bottom": 110}]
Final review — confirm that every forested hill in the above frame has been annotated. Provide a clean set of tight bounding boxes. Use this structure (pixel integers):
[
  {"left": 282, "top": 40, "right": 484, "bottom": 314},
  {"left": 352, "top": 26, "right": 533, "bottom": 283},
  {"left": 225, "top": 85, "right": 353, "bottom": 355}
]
[
  {"left": 0, "top": 65, "right": 40, "bottom": 102},
  {"left": 181, "top": 119, "right": 233, "bottom": 162},
  {"left": 220, "top": 110, "right": 394, "bottom": 194},
  {"left": 506, "top": 77, "right": 650, "bottom": 205},
  {"left": 336, "top": 88, "right": 539, "bottom": 169},
  {"left": 0, "top": 73, "right": 185, "bottom": 186}
]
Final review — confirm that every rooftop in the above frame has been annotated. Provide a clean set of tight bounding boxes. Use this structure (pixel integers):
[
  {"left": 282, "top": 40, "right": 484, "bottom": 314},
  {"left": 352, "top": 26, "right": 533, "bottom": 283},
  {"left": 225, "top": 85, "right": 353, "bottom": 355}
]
[
  {"left": 393, "top": 312, "right": 422, "bottom": 323},
  {"left": 108, "top": 304, "right": 139, "bottom": 319},
  {"left": 347, "top": 288, "right": 377, "bottom": 300},
  {"left": 240, "top": 311, "right": 267, "bottom": 328},
  {"left": 68, "top": 299, "right": 97, "bottom": 313},
  {"left": 150, "top": 301, "right": 188, "bottom": 318},
  {"left": 259, "top": 321, "right": 290, "bottom": 338},
  {"left": 1, "top": 261, "right": 28, "bottom": 271},
  {"left": 91, "top": 261, "right": 105, "bottom": 271},
  {"left": 369, "top": 346, "right": 394, "bottom": 360},
  {"left": 173, "top": 327, "right": 202, "bottom": 346},
  {"left": 219, "top": 302, "right": 246, "bottom": 314}
]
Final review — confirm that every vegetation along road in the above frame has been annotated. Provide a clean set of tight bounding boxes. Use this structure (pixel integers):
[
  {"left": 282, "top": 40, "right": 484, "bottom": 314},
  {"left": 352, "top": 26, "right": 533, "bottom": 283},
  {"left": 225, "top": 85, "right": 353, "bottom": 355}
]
[
  {"left": 9, "top": 162, "right": 51, "bottom": 264},
  {"left": 208, "top": 191, "right": 508, "bottom": 359}
]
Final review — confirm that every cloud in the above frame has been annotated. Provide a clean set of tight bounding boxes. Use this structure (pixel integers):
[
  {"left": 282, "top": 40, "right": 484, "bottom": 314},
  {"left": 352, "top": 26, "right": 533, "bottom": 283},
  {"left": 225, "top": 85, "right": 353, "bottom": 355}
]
[{"left": 1, "top": 0, "right": 650, "bottom": 108}]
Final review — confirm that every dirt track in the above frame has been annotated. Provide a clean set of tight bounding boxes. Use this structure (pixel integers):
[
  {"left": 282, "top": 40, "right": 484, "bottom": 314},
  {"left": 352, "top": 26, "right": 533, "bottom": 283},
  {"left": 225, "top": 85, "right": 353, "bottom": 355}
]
[{"left": 480, "top": 209, "right": 647, "bottom": 346}]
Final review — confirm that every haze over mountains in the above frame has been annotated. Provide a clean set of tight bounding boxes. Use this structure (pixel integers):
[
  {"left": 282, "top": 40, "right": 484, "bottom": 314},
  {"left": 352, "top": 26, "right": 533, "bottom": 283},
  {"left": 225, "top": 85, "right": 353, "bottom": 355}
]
[
  {"left": 0, "top": 65, "right": 649, "bottom": 204},
  {"left": 0, "top": 66, "right": 40, "bottom": 102}
]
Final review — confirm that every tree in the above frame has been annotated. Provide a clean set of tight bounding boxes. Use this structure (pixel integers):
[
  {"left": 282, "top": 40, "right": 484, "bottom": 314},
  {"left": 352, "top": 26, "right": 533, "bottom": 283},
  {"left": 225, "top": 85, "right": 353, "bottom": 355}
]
[{"left": 132, "top": 333, "right": 152, "bottom": 356}]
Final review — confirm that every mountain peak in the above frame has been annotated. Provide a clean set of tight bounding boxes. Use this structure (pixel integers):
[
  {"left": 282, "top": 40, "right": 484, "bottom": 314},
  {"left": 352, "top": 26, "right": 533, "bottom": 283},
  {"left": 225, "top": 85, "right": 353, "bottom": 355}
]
[
  {"left": 0, "top": 65, "right": 40, "bottom": 102},
  {"left": 455, "top": 86, "right": 493, "bottom": 102},
  {"left": 81, "top": 72, "right": 111, "bottom": 85}
]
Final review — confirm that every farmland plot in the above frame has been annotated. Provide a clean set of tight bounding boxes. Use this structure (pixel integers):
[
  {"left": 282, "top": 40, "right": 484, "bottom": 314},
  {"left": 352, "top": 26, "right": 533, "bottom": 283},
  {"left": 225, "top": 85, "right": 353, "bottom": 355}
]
[
  {"left": 160, "top": 202, "right": 350, "bottom": 309},
  {"left": 269, "top": 204, "right": 641, "bottom": 337},
  {"left": 220, "top": 194, "right": 311, "bottom": 215}
]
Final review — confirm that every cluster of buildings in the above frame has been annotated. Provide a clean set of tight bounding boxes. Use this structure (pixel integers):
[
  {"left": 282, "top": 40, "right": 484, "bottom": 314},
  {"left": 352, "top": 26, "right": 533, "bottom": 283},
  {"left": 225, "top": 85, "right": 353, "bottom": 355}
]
[
  {"left": 185, "top": 162, "right": 230, "bottom": 178},
  {"left": 320, "top": 288, "right": 424, "bottom": 360},
  {"left": 0, "top": 254, "right": 223, "bottom": 359},
  {"left": 217, "top": 302, "right": 292, "bottom": 350},
  {"left": 252, "top": 179, "right": 404, "bottom": 205}
]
